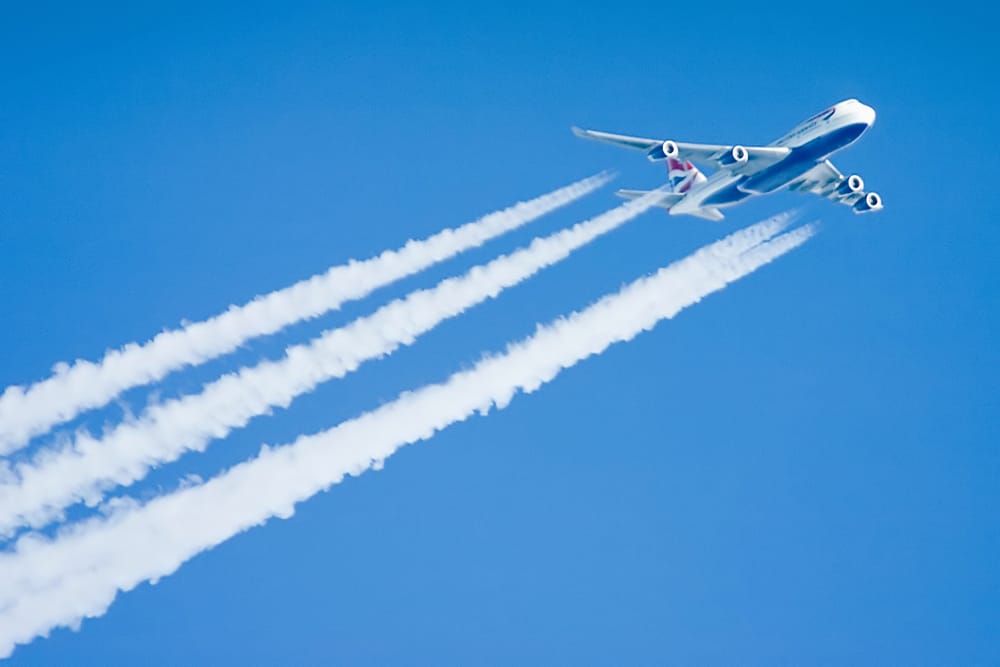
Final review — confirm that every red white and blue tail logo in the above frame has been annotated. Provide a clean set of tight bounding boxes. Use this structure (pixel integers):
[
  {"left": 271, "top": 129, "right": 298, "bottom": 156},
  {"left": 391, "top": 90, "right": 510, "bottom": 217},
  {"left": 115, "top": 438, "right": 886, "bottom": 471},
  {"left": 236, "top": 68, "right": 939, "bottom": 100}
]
[{"left": 666, "top": 158, "right": 702, "bottom": 193}]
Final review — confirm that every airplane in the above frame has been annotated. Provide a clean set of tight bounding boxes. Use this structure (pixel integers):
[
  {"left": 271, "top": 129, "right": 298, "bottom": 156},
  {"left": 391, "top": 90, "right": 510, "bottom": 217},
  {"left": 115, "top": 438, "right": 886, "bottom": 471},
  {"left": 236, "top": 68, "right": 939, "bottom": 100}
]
[{"left": 572, "top": 98, "right": 882, "bottom": 221}]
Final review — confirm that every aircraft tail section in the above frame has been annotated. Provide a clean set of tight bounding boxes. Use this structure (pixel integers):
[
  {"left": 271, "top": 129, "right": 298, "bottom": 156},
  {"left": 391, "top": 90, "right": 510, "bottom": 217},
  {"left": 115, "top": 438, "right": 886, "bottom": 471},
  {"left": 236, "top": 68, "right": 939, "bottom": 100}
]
[
  {"left": 687, "top": 206, "right": 725, "bottom": 221},
  {"left": 666, "top": 158, "right": 707, "bottom": 193},
  {"left": 615, "top": 188, "right": 724, "bottom": 221},
  {"left": 616, "top": 189, "right": 683, "bottom": 210}
]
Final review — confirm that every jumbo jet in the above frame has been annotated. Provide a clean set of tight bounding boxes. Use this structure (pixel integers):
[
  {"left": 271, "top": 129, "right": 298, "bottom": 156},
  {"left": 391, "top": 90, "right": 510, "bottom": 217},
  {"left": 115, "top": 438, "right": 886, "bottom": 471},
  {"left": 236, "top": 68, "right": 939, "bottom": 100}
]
[{"left": 573, "top": 99, "right": 882, "bottom": 221}]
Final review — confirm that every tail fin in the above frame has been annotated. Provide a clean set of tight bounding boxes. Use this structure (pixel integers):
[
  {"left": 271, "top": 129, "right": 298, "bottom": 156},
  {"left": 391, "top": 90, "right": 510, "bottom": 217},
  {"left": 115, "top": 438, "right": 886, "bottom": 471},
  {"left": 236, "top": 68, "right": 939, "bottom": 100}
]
[{"left": 666, "top": 158, "right": 707, "bottom": 193}]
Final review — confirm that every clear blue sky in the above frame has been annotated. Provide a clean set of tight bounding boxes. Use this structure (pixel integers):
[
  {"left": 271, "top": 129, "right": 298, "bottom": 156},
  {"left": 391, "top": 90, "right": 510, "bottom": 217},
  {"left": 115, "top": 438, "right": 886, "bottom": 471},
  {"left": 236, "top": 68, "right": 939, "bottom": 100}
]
[{"left": 2, "top": 1, "right": 997, "bottom": 664}]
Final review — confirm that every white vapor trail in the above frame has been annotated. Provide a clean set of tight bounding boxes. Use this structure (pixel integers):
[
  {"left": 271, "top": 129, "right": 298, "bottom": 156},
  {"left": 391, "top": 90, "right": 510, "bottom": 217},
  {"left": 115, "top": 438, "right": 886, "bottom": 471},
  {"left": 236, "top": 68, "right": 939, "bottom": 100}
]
[
  {"left": 0, "top": 174, "right": 611, "bottom": 455},
  {"left": 0, "top": 190, "right": 666, "bottom": 537},
  {"left": 0, "top": 216, "right": 815, "bottom": 657}
]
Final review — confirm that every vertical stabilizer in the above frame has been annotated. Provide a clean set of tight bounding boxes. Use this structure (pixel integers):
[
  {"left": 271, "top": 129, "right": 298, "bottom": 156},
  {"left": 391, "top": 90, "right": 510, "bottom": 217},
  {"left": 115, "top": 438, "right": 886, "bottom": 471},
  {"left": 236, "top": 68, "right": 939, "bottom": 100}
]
[{"left": 666, "top": 158, "right": 707, "bottom": 193}]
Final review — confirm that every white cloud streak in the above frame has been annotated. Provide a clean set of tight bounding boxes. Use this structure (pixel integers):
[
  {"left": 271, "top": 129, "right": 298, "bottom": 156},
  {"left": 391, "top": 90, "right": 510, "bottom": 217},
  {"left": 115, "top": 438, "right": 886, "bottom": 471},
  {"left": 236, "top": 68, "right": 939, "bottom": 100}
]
[
  {"left": 0, "top": 216, "right": 814, "bottom": 657},
  {"left": 0, "top": 190, "right": 665, "bottom": 537},
  {"left": 0, "top": 174, "right": 611, "bottom": 455}
]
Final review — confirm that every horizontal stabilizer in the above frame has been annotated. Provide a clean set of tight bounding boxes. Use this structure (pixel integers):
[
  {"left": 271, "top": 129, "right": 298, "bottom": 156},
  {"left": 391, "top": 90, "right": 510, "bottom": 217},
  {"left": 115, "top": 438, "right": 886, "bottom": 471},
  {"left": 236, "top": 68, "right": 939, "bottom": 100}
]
[
  {"left": 615, "top": 189, "right": 725, "bottom": 221},
  {"left": 615, "top": 188, "right": 684, "bottom": 209}
]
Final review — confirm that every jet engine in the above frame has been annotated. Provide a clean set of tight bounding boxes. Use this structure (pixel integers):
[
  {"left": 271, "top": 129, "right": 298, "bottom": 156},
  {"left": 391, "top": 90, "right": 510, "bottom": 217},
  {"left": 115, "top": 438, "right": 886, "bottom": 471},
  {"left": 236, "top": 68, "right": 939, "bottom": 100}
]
[
  {"left": 718, "top": 145, "right": 749, "bottom": 167},
  {"left": 837, "top": 174, "right": 865, "bottom": 195},
  {"left": 646, "top": 140, "right": 679, "bottom": 161},
  {"left": 852, "top": 192, "right": 883, "bottom": 213}
]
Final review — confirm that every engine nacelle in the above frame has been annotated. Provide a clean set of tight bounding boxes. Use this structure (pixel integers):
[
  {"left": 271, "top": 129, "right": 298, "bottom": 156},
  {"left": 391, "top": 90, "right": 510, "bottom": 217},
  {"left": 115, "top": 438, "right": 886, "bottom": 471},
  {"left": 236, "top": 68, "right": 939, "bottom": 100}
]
[
  {"left": 718, "top": 145, "right": 749, "bottom": 167},
  {"left": 852, "top": 191, "right": 883, "bottom": 214},
  {"left": 646, "top": 140, "right": 680, "bottom": 161},
  {"left": 837, "top": 174, "right": 865, "bottom": 196}
]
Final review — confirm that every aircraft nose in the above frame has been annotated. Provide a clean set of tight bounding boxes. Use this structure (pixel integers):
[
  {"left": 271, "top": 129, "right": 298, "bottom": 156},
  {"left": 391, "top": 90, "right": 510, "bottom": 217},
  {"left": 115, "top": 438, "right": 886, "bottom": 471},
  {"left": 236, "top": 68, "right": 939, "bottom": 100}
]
[{"left": 858, "top": 102, "right": 876, "bottom": 126}]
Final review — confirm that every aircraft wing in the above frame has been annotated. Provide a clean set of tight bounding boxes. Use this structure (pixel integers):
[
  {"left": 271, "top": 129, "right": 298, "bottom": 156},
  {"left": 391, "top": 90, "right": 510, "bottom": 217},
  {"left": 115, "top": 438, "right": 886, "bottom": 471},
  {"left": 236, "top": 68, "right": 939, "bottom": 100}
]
[
  {"left": 572, "top": 127, "right": 789, "bottom": 174},
  {"left": 788, "top": 160, "right": 869, "bottom": 207},
  {"left": 653, "top": 141, "right": 789, "bottom": 172},
  {"left": 571, "top": 127, "right": 663, "bottom": 152}
]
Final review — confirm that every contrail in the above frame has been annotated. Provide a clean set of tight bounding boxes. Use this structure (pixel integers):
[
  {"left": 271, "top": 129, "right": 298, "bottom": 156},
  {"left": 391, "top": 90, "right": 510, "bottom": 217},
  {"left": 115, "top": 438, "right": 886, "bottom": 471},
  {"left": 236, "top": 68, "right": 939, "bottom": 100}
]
[
  {"left": 0, "top": 190, "right": 667, "bottom": 537},
  {"left": 0, "top": 217, "right": 814, "bottom": 657},
  {"left": 0, "top": 174, "right": 611, "bottom": 455}
]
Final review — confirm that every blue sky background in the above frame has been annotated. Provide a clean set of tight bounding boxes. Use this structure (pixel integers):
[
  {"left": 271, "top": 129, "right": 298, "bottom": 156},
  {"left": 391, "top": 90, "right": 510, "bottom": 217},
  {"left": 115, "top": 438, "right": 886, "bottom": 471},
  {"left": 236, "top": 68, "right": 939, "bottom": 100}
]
[{"left": 1, "top": 1, "right": 997, "bottom": 664}]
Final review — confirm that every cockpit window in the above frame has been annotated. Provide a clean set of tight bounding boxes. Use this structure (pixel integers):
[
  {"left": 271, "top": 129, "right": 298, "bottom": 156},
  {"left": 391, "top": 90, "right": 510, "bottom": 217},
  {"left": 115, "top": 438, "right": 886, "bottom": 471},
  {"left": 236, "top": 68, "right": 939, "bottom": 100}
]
[{"left": 806, "top": 107, "right": 836, "bottom": 123}]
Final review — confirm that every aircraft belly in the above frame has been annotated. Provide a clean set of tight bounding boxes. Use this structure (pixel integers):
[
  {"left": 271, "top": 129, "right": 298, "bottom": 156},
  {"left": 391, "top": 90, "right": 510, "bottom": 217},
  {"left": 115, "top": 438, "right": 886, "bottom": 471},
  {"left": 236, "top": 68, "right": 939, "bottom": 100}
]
[
  {"left": 739, "top": 160, "right": 814, "bottom": 194},
  {"left": 740, "top": 122, "right": 869, "bottom": 195}
]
